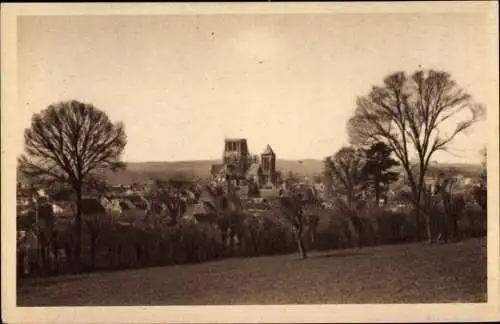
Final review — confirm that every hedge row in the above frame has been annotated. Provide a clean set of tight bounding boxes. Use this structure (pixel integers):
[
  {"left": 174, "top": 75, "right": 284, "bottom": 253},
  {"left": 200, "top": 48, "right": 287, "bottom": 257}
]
[{"left": 18, "top": 204, "right": 486, "bottom": 277}]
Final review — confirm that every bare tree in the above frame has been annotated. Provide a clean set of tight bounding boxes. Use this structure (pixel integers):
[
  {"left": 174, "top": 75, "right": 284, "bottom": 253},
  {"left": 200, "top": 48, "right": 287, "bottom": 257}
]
[
  {"left": 275, "top": 187, "right": 320, "bottom": 260},
  {"left": 323, "top": 146, "right": 366, "bottom": 210},
  {"left": 18, "top": 100, "right": 127, "bottom": 267},
  {"left": 347, "top": 70, "right": 484, "bottom": 241}
]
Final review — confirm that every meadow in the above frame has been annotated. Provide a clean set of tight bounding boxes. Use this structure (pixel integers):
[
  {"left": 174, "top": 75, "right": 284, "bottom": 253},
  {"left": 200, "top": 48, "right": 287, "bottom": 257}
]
[{"left": 17, "top": 237, "right": 486, "bottom": 306}]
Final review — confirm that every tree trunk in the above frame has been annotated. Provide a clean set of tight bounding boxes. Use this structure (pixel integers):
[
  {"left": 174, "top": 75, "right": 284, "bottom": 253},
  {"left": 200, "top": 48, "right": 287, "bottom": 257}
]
[
  {"left": 425, "top": 201, "right": 438, "bottom": 244},
  {"left": 414, "top": 173, "right": 429, "bottom": 242},
  {"left": 52, "top": 232, "right": 59, "bottom": 273},
  {"left": 136, "top": 243, "right": 142, "bottom": 266},
  {"left": 75, "top": 188, "right": 83, "bottom": 271},
  {"left": 451, "top": 212, "right": 458, "bottom": 240},
  {"left": 413, "top": 188, "right": 422, "bottom": 241},
  {"left": 90, "top": 231, "right": 97, "bottom": 269},
  {"left": 310, "top": 227, "right": 316, "bottom": 245},
  {"left": 293, "top": 228, "right": 307, "bottom": 260},
  {"left": 347, "top": 192, "right": 353, "bottom": 212},
  {"left": 425, "top": 210, "right": 433, "bottom": 244}
]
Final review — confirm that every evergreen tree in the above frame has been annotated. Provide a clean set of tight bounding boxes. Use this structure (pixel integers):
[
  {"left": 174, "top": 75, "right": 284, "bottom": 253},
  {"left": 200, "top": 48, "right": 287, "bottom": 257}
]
[{"left": 360, "top": 142, "right": 400, "bottom": 205}]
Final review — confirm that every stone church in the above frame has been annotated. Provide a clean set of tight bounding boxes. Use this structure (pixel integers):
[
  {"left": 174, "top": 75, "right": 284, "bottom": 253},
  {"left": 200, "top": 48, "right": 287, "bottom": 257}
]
[{"left": 210, "top": 138, "right": 278, "bottom": 188}]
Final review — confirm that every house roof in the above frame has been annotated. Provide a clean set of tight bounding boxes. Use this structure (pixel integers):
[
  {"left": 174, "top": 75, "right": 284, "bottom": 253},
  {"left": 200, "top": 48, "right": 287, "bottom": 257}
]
[
  {"left": 123, "top": 194, "right": 148, "bottom": 210},
  {"left": 193, "top": 201, "right": 215, "bottom": 215},
  {"left": 210, "top": 164, "right": 224, "bottom": 176},
  {"left": 17, "top": 188, "right": 33, "bottom": 198},
  {"left": 198, "top": 189, "right": 216, "bottom": 205},
  {"left": 262, "top": 144, "right": 275, "bottom": 155},
  {"left": 192, "top": 202, "right": 217, "bottom": 223},
  {"left": 80, "top": 198, "right": 106, "bottom": 214},
  {"left": 119, "top": 200, "right": 135, "bottom": 210}
]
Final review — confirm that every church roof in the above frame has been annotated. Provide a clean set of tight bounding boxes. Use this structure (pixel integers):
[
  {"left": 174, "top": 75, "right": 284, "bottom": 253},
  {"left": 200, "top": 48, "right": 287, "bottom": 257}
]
[
  {"left": 225, "top": 138, "right": 247, "bottom": 142},
  {"left": 210, "top": 164, "right": 224, "bottom": 176},
  {"left": 262, "top": 144, "right": 275, "bottom": 155}
]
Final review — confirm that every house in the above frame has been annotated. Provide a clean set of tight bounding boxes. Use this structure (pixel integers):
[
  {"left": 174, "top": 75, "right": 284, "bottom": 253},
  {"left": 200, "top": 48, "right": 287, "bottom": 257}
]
[
  {"left": 100, "top": 196, "right": 148, "bottom": 223},
  {"left": 51, "top": 202, "right": 66, "bottom": 216},
  {"left": 118, "top": 198, "right": 148, "bottom": 222},
  {"left": 197, "top": 189, "right": 217, "bottom": 209},
  {"left": 123, "top": 194, "right": 149, "bottom": 210},
  {"left": 17, "top": 187, "right": 33, "bottom": 199},
  {"left": 56, "top": 198, "right": 107, "bottom": 220}
]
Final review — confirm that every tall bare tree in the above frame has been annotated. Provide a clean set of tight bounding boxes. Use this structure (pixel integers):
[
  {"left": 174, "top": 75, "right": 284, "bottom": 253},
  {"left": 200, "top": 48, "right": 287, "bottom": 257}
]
[
  {"left": 18, "top": 100, "right": 127, "bottom": 266},
  {"left": 347, "top": 70, "right": 484, "bottom": 240}
]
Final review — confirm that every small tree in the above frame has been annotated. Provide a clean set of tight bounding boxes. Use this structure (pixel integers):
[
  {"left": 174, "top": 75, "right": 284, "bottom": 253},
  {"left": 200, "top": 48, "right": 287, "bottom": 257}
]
[
  {"left": 347, "top": 70, "right": 484, "bottom": 241},
  {"left": 473, "top": 148, "right": 487, "bottom": 211},
  {"left": 479, "top": 147, "right": 487, "bottom": 188},
  {"left": 18, "top": 100, "right": 127, "bottom": 267},
  {"left": 277, "top": 193, "right": 308, "bottom": 259},
  {"left": 284, "top": 171, "right": 300, "bottom": 188},
  {"left": 360, "top": 142, "right": 400, "bottom": 205}
]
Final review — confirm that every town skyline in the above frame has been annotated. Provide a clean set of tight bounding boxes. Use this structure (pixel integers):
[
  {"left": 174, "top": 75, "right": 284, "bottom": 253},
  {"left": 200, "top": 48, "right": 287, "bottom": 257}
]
[{"left": 17, "top": 13, "right": 493, "bottom": 164}]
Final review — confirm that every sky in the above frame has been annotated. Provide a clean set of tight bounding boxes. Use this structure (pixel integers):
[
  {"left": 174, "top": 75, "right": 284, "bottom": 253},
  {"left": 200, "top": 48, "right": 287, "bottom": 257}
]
[{"left": 17, "top": 12, "right": 494, "bottom": 164}]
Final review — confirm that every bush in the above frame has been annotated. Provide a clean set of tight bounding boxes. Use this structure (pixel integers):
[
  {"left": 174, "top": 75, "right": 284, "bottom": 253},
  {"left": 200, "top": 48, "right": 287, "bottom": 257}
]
[
  {"left": 459, "top": 205, "right": 486, "bottom": 238},
  {"left": 369, "top": 209, "right": 415, "bottom": 245},
  {"left": 313, "top": 210, "right": 358, "bottom": 250}
]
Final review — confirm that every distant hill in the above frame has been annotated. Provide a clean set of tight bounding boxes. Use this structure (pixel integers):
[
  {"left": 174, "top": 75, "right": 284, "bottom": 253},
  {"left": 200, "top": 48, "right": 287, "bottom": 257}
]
[
  {"left": 17, "top": 159, "right": 481, "bottom": 186},
  {"left": 91, "top": 159, "right": 482, "bottom": 185},
  {"left": 103, "top": 159, "right": 325, "bottom": 185},
  {"left": 424, "top": 162, "right": 483, "bottom": 178}
]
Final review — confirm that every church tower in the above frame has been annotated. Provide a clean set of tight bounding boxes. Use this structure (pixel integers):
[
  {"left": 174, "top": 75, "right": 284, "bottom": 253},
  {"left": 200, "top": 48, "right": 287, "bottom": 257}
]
[
  {"left": 223, "top": 138, "right": 250, "bottom": 181},
  {"left": 260, "top": 144, "right": 276, "bottom": 185}
]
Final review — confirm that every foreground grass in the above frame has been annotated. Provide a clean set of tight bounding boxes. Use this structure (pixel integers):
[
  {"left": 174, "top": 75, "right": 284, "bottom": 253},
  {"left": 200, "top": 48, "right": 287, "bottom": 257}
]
[{"left": 17, "top": 237, "right": 486, "bottom": 306}]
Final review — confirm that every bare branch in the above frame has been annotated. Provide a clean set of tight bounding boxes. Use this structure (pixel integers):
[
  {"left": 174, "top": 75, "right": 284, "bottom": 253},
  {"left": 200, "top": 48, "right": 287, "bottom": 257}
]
[
  {"left": 19, "top": 100, "right": 127, "bottom": 194},
  {"left": 347, "top": 69, "right": 483, "bottom": 216}
]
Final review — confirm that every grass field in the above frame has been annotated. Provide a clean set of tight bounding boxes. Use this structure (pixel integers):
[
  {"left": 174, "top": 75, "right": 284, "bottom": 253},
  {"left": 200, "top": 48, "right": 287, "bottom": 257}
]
[{"left": 17, "top": 237, "right": 486, "bottom": 306}]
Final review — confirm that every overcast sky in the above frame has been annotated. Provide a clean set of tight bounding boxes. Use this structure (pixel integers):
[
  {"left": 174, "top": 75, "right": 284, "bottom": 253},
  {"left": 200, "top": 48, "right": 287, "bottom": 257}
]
[{"left": 17, "top": 12, "right": 493, "bottom": 163}]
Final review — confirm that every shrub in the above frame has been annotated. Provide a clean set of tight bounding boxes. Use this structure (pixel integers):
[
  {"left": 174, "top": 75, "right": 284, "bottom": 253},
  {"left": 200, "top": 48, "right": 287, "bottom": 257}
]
[
  {"left": 372, "top": 210, "right": 412, "bottom": 244},
  {"left": 459, "top": 205, "right": 486, "bottom": 238},
  {"left": 312, "top": 209, "right": 358, "bottom": 250}
]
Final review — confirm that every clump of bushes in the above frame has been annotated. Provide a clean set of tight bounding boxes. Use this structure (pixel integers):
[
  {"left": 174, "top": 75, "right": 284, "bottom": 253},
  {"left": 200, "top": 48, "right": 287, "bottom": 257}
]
[{"left": 312, "top": 207, "right": 417, "bottom": 251}]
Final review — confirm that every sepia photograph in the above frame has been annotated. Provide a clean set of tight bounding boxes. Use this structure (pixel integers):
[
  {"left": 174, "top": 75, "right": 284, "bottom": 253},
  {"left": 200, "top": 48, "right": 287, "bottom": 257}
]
[{"left": 1, "top": 2, "right": 499, "bottom": 323}]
